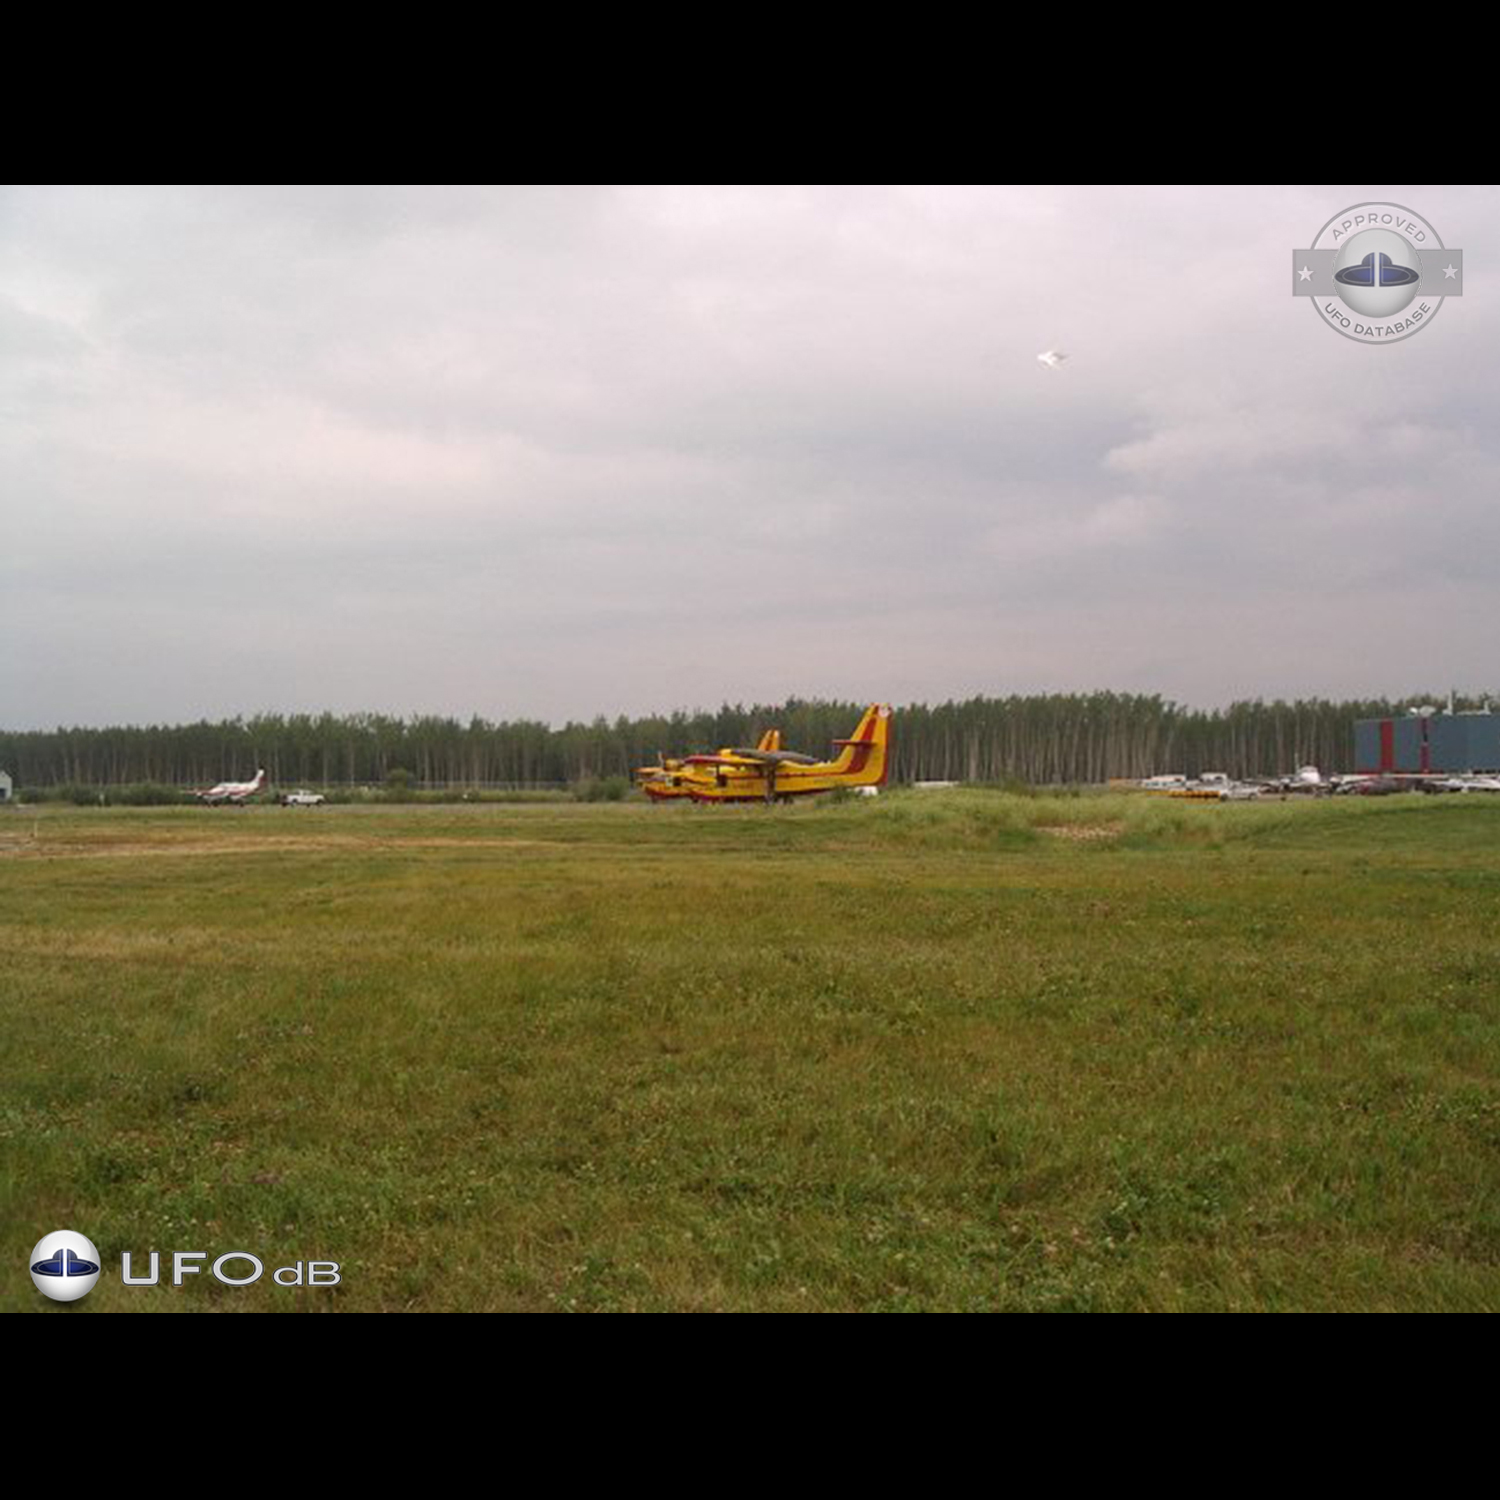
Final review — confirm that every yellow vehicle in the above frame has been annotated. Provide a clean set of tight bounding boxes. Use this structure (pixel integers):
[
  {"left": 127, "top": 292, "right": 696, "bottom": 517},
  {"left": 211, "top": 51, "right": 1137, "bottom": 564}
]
[
  {"left": 683, "top": 705, "right": 891, "bottom": 804},
  {"left": 636, "top": 729, "right": 783, "bottom": 801}
]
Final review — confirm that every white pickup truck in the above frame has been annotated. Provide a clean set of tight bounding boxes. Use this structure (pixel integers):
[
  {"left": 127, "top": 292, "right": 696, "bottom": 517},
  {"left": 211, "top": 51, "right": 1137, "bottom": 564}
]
[{"left": 280, "top": 790, "right": 326, "bottom": 807}]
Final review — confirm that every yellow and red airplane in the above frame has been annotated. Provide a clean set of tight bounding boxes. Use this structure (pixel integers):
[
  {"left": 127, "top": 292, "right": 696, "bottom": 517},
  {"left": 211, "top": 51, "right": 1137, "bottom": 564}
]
[
  {"left": 682, "top": 704, "right": 891, "bottom": 804},
  {"left": 636, "top": 729, "right": 783, "bottom": 801}
]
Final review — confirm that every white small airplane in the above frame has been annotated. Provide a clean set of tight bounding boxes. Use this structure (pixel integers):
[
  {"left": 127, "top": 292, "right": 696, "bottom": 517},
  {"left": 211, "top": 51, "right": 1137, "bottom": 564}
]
[
  {"left": 1037, "top": 350, "right": 1069, "bottom": 370},
  {"left": 1284, "top": 765, "right": 1326, "bottom": 793},
  {"left": 191, "top": 769, "right": 267, "bottom": 805}
]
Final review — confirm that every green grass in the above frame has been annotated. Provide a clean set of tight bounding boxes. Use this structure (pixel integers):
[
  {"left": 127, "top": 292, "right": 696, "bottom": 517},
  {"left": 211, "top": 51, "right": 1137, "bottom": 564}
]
[{"left": 4, "top": 791, "right": 1500, "bottom": 1311}]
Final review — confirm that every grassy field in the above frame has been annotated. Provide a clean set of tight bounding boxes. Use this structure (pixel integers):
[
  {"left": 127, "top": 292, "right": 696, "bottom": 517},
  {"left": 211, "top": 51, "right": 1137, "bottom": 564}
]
[{"left": 4, "top": 790, "right": 1499, "bottom": 1312}]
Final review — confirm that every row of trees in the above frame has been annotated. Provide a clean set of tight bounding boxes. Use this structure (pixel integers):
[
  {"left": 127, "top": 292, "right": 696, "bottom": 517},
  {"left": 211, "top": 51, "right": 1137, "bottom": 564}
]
[{"left": 4, "top": 693, "right": 1488, "bottom": 790}]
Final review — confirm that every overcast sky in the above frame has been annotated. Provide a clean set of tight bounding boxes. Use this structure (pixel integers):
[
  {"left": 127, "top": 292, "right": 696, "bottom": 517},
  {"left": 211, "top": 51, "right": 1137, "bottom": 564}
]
[{"left": 3, "top": 185, "right": 1495, "bottom": 730}]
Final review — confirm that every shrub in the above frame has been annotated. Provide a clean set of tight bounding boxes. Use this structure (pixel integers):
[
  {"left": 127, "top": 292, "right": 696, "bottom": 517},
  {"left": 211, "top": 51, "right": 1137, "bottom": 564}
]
[{"left": 572, "top": 775, "right": 631, "bottom": 802}]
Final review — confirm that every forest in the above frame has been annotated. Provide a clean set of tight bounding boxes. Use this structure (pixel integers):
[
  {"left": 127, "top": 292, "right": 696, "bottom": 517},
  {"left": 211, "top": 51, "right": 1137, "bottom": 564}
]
[{"left": 3, "top": 692, "right": 1486, "bottom": 789}]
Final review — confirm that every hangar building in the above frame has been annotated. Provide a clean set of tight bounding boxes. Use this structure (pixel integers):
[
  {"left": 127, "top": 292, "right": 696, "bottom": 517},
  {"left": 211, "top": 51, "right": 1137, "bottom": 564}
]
[{"left": 1355, "top": 710, "right": 1500, "bottom": 774}]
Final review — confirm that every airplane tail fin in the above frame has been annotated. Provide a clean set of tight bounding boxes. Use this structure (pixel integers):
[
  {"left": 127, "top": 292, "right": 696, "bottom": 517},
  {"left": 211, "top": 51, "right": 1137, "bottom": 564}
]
[
  {"left": 828, "top": 705, "right": 891, "bottom": 784},
  {"left": 755, "top": 728, "right": 782, "bottom": 753}
]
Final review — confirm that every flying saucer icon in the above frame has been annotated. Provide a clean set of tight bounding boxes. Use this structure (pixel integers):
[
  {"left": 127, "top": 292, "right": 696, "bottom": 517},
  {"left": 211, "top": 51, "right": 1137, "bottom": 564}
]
[
  {"left": 33, "top": 1247, "right": 101, "bottom": 1279},
  {"left": 1334, "top": 252, "right": 1420, "bottom": 289},
  {"left": 30, "top": 1230, "right": 102, "bottom": 1302}
]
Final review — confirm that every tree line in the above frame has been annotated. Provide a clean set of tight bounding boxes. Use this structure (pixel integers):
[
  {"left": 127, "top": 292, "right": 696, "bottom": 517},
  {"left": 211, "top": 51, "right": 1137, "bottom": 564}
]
[{"left": 3, "top": 692, "right": 1490, "bottom": 790}]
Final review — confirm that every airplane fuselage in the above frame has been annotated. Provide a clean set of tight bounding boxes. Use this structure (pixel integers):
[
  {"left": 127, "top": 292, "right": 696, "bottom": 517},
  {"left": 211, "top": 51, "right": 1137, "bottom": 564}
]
[{"left": 194, "top": 769, "right": 267, "bottom": 804}]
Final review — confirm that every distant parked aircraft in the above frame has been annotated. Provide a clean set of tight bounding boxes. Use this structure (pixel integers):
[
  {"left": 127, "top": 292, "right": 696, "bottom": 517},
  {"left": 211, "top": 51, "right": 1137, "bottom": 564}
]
[
  {"left": 681, "top": 705, "right": 891, "bottom": 804},
  {"left": 191, "top": 769, "right": 267, "bottom": 805},
  {"left": 1268, "top": 765, "right": 1328, "bottom": 795},
  {"left": 637, "top": 729, "right": 783, "bottom": 802}
]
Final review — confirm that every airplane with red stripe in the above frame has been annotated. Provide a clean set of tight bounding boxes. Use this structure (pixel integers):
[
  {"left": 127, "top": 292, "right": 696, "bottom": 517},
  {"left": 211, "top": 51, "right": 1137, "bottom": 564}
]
[
  {"left": 190, "top": 769, "right": 267, "bottom": 804},
  {"left": 682, "top": 704, "right": 891, "bottom": 804}
]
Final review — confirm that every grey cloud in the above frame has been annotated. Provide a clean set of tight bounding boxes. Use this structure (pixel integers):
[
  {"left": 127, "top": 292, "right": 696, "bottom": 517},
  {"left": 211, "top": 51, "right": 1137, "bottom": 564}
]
[{"left": 2, "top": 184, "right": 1495, "bottom": 728}]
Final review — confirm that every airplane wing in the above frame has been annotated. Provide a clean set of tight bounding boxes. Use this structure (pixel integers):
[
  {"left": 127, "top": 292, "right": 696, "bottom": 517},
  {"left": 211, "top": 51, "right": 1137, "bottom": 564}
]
[{"left": 725, "top": 748, "right": 819, "bottom": 765}]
